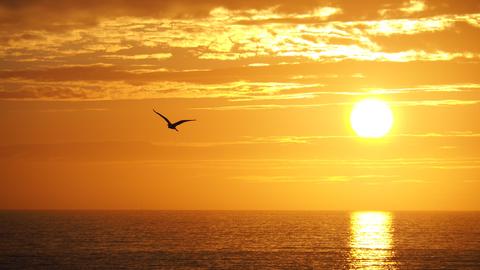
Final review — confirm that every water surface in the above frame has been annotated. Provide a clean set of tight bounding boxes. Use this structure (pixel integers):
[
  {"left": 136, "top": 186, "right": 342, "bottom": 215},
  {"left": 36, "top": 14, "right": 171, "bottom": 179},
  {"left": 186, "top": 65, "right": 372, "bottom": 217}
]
[{"left": 0, "top": 211, "right": 479, "bottom": 269}]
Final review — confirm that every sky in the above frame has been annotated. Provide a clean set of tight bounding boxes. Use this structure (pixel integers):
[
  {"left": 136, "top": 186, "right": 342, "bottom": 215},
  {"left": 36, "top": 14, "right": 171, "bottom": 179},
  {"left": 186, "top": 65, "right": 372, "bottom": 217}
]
[{"left": 1, "top": 0, "right": 479, "bottom": 210}]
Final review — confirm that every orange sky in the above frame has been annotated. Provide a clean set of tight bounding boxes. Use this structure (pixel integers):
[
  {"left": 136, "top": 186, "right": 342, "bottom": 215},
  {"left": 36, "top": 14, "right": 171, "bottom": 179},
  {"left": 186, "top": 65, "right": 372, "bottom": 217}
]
[{"left": 1, "top": 0, "right": 479, "bottom": 210}]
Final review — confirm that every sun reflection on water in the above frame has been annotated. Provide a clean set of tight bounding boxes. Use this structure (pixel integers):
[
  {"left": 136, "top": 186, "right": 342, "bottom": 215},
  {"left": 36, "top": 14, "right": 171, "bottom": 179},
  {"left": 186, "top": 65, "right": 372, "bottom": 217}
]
[{"left": 349, "top": 212, "right": 396, "bottom": 269}]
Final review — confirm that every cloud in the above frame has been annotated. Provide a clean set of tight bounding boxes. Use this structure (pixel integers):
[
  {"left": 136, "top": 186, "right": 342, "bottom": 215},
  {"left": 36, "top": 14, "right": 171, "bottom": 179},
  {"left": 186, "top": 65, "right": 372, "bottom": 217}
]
[
  {"left": 3, "top": 0, "right": 478, "bottom": 30},
  {"left": 400, "top": 0, "right": 426, "bottom": 14},
  {"left": 35, "top": 108, "right": 108, "bottom": 113},
  {"left": 365, "top": 83, "right": 480, "bottom": 94},
  {"left": 2, "top": 62, "right": 480, "bottom": 101},
  {"left": 1, "top": 1, "right": 480, "bottom": 101},
  {"left": 157, "top": 132, "right": 480, "bottom": 148},
  {"left": 371, "top": 22, "right": 480, "bottom": 54},
  {"left": 230, "top": 174, "right": 427, "bottom": 184},
  {"left": 0, "top": 78, "right": 325, "bottom": 100},
  {"left": 395, "top": 132, "right": 480, "bottom": 137},
  {"left": 2, "top": 5, "right": 480, "bottom": 69},
  {"left": 393, "top": 99, "right": 480, "bottom": 106},
  {"left": 229, "top": 175, "right": 351, "bottom": 183},
  {"left": 245, "top": 133, "right": 480, "bottom": 144},
  {"left": 194, "top": 99, "right": 480, "bottom": 110},
  {"left": 192, "top": 103, "right": 343, "bottom": 111},
  {"left": 380, "top": 0, "right": 427, "bottom": 16},
  {"left": 102, "top": 53, "right": 172, "bottom": 60},
  {"left": 391, "top": 179, "right": 429, "bottom": 183}
]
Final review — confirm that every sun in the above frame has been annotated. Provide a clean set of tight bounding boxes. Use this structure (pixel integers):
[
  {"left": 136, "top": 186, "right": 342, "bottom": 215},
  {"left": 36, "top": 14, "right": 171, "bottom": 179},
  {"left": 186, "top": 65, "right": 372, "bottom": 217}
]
[{"left": 350, "top": 99, "right": 393, "bottom": 138}]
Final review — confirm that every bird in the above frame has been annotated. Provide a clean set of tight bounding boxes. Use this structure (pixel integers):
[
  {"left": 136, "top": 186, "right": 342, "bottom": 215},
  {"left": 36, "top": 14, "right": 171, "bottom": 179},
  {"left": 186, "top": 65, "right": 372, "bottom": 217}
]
[{"left": 153, "top": 109, "right": 195, "bottom": 132}]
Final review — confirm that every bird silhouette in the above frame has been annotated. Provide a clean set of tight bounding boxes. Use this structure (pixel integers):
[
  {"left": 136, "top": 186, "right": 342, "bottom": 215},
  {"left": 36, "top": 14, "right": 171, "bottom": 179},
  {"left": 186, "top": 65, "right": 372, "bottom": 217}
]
[{"left": 153, "top": 109, "right": 195, "bottom": 132}]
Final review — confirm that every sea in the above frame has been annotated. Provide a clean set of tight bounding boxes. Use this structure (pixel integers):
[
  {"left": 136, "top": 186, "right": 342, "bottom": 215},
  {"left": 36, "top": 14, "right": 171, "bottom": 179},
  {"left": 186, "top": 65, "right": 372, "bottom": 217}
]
[{"left": 0, "top": 211, "right": 479, "bottom": 269}]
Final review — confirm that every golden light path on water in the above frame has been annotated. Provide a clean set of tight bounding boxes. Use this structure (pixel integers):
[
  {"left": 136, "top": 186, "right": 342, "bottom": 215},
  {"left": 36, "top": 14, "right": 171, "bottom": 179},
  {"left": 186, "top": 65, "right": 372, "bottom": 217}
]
[{"left": 349, "top": 212, "right": 396, "bottom": 269}]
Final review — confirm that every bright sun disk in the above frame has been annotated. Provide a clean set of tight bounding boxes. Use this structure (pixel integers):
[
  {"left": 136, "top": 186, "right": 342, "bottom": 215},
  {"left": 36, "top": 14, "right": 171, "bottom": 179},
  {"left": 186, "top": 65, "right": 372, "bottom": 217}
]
[{"left": 350, "top": 99, "right": 393, "bottom": 138}]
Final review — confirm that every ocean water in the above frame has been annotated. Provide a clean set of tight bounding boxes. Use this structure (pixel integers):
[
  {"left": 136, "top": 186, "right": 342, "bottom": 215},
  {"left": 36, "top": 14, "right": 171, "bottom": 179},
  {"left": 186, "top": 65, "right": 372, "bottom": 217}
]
[{"left": 0, "top": 211, "right": 479, "bottom": 269}]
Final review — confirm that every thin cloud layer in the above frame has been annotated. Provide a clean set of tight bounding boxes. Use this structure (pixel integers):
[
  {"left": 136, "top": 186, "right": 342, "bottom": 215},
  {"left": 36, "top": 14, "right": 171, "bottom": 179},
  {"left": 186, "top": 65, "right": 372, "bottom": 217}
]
[{"left": 1, "top": 1, "right": 480, "bottom": 211}]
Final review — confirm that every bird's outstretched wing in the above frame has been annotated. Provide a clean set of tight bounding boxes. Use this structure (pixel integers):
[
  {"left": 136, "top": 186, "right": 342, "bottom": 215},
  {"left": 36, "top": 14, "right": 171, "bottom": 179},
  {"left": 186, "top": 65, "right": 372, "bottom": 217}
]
[
  {"left": 153, "top": 109, "right": 172, "bottom": 125},
  {"left": 172, "top": 119, "right": 196, "bottom": 128}
]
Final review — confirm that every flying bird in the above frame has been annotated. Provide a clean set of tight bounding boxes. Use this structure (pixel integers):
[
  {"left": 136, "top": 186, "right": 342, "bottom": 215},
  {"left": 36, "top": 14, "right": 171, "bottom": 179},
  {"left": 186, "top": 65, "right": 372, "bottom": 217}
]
[{"left": 153, "top": 109, "right": 195, "bottom": 131}]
